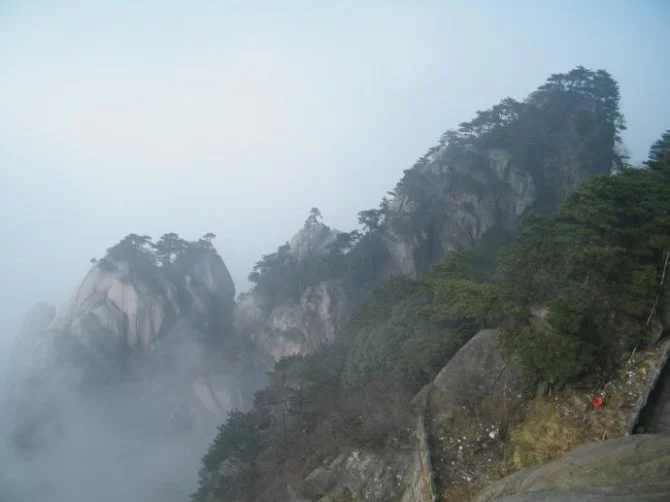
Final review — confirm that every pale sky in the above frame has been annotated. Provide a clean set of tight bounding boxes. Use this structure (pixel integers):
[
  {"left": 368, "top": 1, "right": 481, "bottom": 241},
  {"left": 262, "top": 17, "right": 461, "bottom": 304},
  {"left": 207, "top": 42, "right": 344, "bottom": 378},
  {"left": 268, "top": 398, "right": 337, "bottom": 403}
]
[{"left": 1, "top": 0, "right": 669, "bottom": 337}]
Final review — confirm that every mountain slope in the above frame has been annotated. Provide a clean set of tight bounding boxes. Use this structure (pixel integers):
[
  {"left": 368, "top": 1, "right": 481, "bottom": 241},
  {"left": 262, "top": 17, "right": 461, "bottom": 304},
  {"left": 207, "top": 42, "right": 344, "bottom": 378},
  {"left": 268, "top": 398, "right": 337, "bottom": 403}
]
[
  {"left": 193, "top": 66, "right": 635, "bottom": 502},
  {"left": 236, "top": 66, "right": 626, "bottom": 372}
]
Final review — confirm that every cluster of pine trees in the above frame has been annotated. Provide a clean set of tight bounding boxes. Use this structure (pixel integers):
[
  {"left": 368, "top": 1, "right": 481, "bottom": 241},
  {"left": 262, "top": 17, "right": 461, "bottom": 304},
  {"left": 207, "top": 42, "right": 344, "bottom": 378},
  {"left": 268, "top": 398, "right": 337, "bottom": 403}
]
[
  {"left": 246, "top": 204, "right": 393, "bottom": 313},
  {"left": 91, "top": 232, "right": 217, "bottom": 275}
]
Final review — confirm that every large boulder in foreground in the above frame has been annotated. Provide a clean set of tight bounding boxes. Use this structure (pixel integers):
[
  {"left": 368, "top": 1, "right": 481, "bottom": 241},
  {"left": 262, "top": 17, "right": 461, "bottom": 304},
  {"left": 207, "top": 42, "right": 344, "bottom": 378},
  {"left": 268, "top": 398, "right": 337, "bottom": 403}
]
[
  {"left": 475, "top": 434, "right": 670, "bottom": 502},
  {"left": 430, "top": 328, "right": 518, "bottom": 421}
]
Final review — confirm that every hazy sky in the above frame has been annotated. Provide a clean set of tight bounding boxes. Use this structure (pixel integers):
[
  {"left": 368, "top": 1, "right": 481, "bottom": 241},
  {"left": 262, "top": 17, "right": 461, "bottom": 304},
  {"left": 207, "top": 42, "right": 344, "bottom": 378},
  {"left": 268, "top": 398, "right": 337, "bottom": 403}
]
[{"left": 1, "top": 0, "right": 669, "bottom": 337}]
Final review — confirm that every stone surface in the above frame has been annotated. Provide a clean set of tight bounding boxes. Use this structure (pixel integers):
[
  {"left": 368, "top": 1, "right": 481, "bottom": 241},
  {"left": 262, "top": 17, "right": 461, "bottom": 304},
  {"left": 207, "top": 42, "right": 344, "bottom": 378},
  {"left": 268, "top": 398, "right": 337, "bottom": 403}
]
[
  {"left": 475, "top": 435, "right": 670, "bottom": 502},
  {"left": 49, "top": 248, "right": 234, "bottom": 353},
  {"left": 248, "top": 279, "right": 351, "bottom": 364},
  {"left": 635, "top": 355, "right": 670, "bottom": 435},
  {"left": 303, "top": 447, "right": 416, "bottom": 501},
  {"left": 431, "top": 329, "right": 515, "bottom": 418},
  {"left": 383, "top": 147, "right": 536, "bottom": 277}
]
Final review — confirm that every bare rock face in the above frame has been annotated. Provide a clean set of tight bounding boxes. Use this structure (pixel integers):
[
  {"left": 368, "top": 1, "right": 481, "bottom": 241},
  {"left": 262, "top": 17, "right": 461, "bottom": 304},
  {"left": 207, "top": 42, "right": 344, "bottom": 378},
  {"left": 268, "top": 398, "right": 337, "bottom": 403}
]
[
  {"left": 384, "top": 148, "right": 536, "bottom": 277},
  {"left": 302, "top": 448, "right": 415, "bottom": 501},
  {"left": 270, "top": 280, "right": 351, "bottom": 351},
  {"left": 49, "top": 248, "right": 234, "bottom": 353},
  {"left": 431, "top": 329, "right": 518, "bottom": 420},
  {"left": 245, "top": 279, "right": 351, "bottom": 365},
  {"left": 6, "top": 246, "right": 263, "bottom": 454},
  {"left": 475, "top": 434, "right": 670, "bottom": 502},
  {"left": 234, "top": 290, "right": 266, "bottom": 335},
  {"left": 236, "top": 222, "right": 349, "bottom": 366}
]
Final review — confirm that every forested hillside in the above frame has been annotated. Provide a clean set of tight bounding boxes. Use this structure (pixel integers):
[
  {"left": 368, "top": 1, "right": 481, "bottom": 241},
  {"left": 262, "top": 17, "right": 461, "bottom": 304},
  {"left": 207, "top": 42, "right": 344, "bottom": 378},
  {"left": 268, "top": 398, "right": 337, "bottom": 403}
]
[{"left": 192, "top": 68, "right": 670, "bottom": 502}]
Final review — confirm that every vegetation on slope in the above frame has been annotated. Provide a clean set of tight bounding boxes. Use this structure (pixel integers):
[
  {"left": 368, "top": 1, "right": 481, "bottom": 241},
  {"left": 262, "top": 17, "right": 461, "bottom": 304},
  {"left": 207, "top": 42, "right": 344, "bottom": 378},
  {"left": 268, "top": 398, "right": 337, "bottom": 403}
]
[
  {"left": 247, "top": 67, "right": 627, "bottom": 317},
  {"left": 499, "top": 143, "right": 670, "bottom": 384},
  {"left": 93, "top": 231, "right": 219, "bottom": 277},
  {"left": 247, "top": 204, "right": 392, "bottom": 314},
  {"left": 432, "top": 136, "right": 670, "bottom": 499},
  {"left": 192, "top": 69, "right": 667, "bottom": 502}
]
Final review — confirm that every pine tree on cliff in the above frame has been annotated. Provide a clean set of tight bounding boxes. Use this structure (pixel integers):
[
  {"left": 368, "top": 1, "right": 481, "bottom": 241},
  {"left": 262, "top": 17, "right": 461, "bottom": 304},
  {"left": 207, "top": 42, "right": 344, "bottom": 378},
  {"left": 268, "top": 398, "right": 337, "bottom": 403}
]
[
  {"left": 105, "top": 234, "right": 152, "bottom": 262},
  {"left": 198, "top": 232, "right": 217, "bottom": 248},
  {"left": 304, "top": 207, "right": 322, "bottom": 228},
  {"left": 153, "top": 232, "right": 188, "bottom": 266}
]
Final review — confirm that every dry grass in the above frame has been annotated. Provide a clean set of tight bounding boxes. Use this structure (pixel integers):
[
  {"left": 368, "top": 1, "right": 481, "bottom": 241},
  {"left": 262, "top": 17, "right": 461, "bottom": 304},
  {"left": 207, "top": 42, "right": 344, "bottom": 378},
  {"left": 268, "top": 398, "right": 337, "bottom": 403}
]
[
  {"left": 509, "top": 342, "right": 666, "bottom": 471},
  {"left": 510, "top": 397, "right": 590, "bottom": 469}
]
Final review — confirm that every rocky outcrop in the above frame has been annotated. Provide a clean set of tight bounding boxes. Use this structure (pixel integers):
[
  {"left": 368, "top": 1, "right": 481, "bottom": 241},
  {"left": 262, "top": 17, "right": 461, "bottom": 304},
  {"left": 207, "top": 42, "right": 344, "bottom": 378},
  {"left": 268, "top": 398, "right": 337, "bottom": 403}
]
[
  {"left": 297, "top": 330, "right": 514, "bottom": 502},
  {"left": 242, "top": 280, "right": 351, "bottom": 364},
  {"left": 384, "top": 148, "right": 536, "bottom": 276},
  {"left": 475, "top": 434, "right": 670, "bottom": 501},
  {"left": 289, "top": 221, "right": 339, "bottom": 263},
  {"left": 236, "top": 222, "right": 349, "bottom": 365},
  {"left": 49, "top": 248, "right": 234, "bottom": 353},
  {"left": 238, "top": 79, "right": 615, "bottom": 364},
  {"left": 379, "top": 75, "right": 617, "bottom": 278},
  {"left": 401, "top": 411, "right": 437, "bottom": 502},
  {"left": 300, "top": 413, "right": 435, "bottom": 502},
  {"left": 430, "top": 329, "right": 518, "bottom": 422},
  {"left": 2, "top": 243, "right": 271, "bottom": 502},
  {"left": 7, "top": 245, "right": 265, "bottom": 450},
  {"left": 302, "top": 448, "right": 415, "bottom": 501}
]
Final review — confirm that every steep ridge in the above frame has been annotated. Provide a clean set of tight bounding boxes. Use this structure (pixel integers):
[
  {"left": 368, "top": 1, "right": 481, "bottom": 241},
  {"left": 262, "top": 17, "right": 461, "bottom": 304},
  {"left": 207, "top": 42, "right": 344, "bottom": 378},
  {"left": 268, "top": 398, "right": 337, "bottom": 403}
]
[
  {"left": 193, "top": 67, "right": 636, "bottom": 502},
  {"left": 239, "top": 66, "right": 621, "bottom": 369},
  {"left": 234, "top": 220, "right": 351, "bottom": 363}
]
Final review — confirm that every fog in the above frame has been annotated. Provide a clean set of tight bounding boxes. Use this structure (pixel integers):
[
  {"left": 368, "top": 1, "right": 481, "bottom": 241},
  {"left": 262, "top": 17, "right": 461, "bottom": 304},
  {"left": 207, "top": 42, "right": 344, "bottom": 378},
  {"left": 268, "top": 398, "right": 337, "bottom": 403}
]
[
  {"left": 0, "top": 320, "right": 221, "bottom": 502},
  {"left": 1, "top": 1, "right": 669, "bottom": 501}
]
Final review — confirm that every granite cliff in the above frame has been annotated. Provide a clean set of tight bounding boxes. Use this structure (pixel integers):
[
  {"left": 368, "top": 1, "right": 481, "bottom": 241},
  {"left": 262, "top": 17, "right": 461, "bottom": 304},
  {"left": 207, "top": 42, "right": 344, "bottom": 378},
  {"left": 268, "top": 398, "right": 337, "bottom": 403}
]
[{"left": 3, "top": 235, "right": 267, "bottom": 502}]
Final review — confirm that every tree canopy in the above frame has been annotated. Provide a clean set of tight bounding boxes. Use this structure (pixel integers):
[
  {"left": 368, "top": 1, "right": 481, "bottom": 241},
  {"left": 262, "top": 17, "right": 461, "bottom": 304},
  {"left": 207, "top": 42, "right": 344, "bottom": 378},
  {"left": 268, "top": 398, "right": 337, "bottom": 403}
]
[{"left": 98, "top": 232, "right": 219, "bottom": 275}]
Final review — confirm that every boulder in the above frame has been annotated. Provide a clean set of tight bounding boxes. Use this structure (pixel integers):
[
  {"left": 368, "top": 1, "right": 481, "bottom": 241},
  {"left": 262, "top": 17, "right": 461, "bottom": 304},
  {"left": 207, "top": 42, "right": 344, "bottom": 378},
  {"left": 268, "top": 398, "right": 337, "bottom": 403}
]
[
  {"left": 431, "top": 329, "right": 517, "bottom": 419},
  {"left": 475, "top": 434, "right": 670, "bottom": 501}
]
